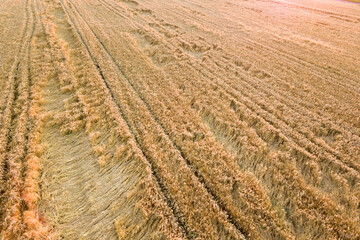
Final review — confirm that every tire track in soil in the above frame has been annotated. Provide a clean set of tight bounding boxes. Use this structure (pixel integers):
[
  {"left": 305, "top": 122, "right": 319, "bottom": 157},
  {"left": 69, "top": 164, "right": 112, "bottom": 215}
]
[
  {"left": 101, "top": 0, "right": 359, "bottom": 202},
  {"left": 149, "top": 0, "right": 360, "bottom": 139},
  {"left": 101, "top": 0, "right": 360, "bottom": 176},
  {"left": 61, "top": 0, "right": 251, "bottom": 238},
  {"left": 0, "top": 0, "right": 31, "bottom": 227},
  {"left": 35, "top": 0, "right": 185, "bottom": 238},
  {"left": 0, "top": 0, "right": 37, "bottom": 237},
  {"left": 84, "top": 0, "right": 360, "bottom": 237},
  {"left": 49, "top": 0, "right": 197, "bottom": 238},
  {"left": 61, "top": 1, "right": 250, "bottom": 238}
]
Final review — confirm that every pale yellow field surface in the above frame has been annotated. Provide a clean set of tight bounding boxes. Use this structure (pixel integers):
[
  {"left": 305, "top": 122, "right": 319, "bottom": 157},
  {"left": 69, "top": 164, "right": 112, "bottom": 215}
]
[{"left": 0, "top": 0, "right": 359, "bottom": 239}]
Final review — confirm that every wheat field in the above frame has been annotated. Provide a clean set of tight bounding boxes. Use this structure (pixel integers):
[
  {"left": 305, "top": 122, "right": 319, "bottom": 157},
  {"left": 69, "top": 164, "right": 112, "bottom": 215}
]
[{"left": 0, "top": 0, "right": 359, "bottom": 239}]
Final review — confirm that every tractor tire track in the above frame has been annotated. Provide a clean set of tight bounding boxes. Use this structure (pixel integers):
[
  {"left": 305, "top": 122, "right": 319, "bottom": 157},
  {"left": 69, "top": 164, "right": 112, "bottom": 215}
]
[
  {"left": 0, "top": 0, "right": 37, "bottom": 237},
  {"left": 59, "top": 0, "right": 250, "bottom": 238},
  {"left": 54, "top": 0, "right": 199, "bottom": 238},
  {"left": 102, "top": 0, "right": 360, "bottom": 176}
]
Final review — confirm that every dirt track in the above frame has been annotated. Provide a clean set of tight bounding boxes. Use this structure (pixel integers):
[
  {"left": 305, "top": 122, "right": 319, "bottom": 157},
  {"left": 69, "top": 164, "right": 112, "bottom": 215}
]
[{"left": 0, "top": 0, "right": 359, "bottom": 239}]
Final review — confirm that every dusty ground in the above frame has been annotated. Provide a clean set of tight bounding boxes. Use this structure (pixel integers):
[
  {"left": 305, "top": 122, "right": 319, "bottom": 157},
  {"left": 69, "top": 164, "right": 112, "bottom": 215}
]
[{"left": 0, "top": 0, "right": 359, "bottom": 239}]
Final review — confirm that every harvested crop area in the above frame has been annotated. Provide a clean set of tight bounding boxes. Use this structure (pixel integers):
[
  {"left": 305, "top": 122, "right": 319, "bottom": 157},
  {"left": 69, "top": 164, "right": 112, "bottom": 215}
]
[{"left": 0, "top": 0, "right": 359, "bottom": 239}]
